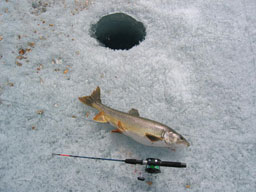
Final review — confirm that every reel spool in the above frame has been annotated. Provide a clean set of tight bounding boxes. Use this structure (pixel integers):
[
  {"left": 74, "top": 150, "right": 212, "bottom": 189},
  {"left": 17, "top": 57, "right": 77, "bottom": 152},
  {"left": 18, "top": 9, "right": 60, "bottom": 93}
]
[{"left": 145, "top": 158, "right": 161, "bottom": 174}]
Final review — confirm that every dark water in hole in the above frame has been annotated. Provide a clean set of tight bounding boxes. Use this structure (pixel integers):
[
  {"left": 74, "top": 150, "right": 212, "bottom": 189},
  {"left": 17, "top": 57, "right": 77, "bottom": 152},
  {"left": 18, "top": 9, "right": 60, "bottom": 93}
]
[{"left": 91, "top": 13, "right": 146, "bottom": 50}]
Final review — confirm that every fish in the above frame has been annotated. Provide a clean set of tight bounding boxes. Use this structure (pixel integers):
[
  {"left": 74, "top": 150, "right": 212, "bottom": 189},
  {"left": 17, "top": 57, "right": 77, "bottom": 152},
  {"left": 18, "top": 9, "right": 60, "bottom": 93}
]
[{"left": 79, "top": 87, "right": 190, "bottom": 148}]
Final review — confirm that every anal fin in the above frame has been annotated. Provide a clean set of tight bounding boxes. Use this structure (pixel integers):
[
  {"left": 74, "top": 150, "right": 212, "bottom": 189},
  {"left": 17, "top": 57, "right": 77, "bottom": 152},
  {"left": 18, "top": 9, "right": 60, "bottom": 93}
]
[
  {"left": 112, "top": 121, "right": 125, "bottom": 134},
  {"left": 111, "top": 128, "right": 123, "bottom": 134},
  {"left": 93, "top": 111, "right": 107, "bottom": 123}
]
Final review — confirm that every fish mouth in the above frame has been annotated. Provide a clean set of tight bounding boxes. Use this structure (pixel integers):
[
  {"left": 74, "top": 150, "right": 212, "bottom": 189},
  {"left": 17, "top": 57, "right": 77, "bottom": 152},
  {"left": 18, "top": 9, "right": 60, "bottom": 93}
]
[
  {"left": 177, "top": 139, "right": 190, "bottom": 147},
  {"left": 178, "top": 135, "right": 190, "bottom": 147},
  {"left": 184, "top": 141, "right": 190, "bottom": 147}
]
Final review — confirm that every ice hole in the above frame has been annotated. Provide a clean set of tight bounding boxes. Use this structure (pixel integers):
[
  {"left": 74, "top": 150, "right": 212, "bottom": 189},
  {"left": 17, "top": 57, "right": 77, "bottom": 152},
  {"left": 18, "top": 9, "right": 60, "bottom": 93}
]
[{"left": 91, "top": 13, "right": 146, "bottom": 50}]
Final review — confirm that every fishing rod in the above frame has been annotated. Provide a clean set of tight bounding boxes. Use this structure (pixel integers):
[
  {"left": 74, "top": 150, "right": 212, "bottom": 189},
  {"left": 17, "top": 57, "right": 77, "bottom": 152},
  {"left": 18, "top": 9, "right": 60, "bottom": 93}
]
[{"left": 52, "top": 153, "right": 186, "bottom": 180}]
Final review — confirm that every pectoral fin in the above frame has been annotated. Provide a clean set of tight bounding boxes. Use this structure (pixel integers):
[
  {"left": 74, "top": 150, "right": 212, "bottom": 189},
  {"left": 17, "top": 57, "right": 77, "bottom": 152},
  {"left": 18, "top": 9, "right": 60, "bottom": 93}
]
[
  {"left": 145, "top": 133, "right": 162, "bottom": 142},
  {"left": 93, "top": 111, "right": 107, "bottom": 123},
  {"left": 128, "top": 108, "right": 140, "bottom": 117}
]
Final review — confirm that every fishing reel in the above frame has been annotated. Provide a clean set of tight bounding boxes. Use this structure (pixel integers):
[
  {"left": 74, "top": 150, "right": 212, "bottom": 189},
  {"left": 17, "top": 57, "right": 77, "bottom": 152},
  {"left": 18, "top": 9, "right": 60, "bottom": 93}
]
[
  {"left": 137, "top": 158, "right": 161, "bottom": 181},
  {"left": 128, "top": 158, "right": 185, "bottom": 181},
  {"left": 145, "top": 158, "right": 161, "bottom": 173}
]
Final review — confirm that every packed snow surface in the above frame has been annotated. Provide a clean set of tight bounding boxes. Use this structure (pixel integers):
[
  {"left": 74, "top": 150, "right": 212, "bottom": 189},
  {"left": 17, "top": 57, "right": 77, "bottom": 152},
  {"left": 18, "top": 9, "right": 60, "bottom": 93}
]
[{"left": 0, "top": 0, "right": 255, "bottom": 191}]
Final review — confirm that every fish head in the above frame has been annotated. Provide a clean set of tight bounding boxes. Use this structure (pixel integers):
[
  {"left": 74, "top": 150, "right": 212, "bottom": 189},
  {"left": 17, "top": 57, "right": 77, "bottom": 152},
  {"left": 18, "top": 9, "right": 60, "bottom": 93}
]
[{"left": 163, "top": 131, "right": 190, "bottom": 147}]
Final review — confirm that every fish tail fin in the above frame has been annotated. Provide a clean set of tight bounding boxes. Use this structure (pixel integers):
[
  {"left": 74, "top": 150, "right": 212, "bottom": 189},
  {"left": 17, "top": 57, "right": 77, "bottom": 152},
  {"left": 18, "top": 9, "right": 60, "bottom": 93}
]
[{"left": 79, "top": 86, "right": 101, "bottom": 107}]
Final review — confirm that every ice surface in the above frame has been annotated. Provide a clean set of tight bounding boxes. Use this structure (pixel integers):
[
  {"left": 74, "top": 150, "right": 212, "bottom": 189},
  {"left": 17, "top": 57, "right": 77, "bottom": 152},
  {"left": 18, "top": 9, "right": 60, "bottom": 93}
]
[{"left": 0, "top": 0, "right": 255, "bottom": 191}]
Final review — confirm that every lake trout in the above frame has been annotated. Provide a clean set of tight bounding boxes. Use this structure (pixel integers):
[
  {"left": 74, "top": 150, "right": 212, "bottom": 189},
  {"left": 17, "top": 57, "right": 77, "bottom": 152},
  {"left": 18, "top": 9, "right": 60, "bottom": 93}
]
[{"left": 79, "top": 87, "right": 190, "bottom": 148}]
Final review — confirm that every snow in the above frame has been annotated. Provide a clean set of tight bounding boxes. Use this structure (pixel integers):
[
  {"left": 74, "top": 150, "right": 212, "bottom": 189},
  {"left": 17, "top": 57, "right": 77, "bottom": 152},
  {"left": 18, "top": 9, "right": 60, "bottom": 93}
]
[{"left": 0, "top": 0, "right": 255, "bottom": 191}]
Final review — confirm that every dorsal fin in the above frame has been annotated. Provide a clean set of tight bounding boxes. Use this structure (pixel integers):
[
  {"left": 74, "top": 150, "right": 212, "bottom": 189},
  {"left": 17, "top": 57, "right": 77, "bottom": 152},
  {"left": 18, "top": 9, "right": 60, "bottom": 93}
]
[{"left": 128, "top": 108, "right": 140, "bottom": 117}]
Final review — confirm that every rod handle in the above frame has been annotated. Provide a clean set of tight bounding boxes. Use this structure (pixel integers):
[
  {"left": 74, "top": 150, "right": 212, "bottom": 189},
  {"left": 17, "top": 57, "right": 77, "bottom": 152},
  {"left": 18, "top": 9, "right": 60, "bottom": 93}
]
[
  {"left": 159, "top": 161, "right": 186, "bottom": 168},
  {"left": 125, "top": 159, "right": 143, "bottom": 165}
]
